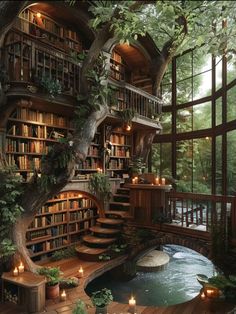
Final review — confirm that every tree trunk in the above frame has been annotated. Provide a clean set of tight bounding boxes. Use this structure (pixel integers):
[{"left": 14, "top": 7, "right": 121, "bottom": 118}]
[{"left": 133, "top": 129, "right": 157, "bottom": 164}]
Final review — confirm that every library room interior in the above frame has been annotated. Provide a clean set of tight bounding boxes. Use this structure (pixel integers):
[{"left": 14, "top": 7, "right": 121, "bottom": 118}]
[{"left": 0, "top": 1, "right": 236, "bottom": 314}]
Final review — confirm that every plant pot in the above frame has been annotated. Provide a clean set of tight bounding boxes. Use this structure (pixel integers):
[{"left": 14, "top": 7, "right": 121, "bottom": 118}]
[
  {"left": 95, "top": 306, "right": 107, "bottom": 314},
  {"left": 46, "top": 283, "right": 60, "bottom": 299}
]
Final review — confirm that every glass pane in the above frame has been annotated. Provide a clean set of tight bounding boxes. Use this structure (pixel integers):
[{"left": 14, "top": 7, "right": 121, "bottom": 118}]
[
  {"left": 151, "top": 143, "right": 172, "bottom": 178},
  {"left": 160, "top": 143, "right": 172, "bottom": 177},
  {"left": 176, "top": 108, "right": 192, "bottom": 133},
  {"left": 176, "top": 78, "right": 192, "bottom": 104},
  {"left": 193, "top": 101, "right": 211, "bottom": 131},
  {"left": 193, "top": 47, "right": 211, "bottom": 75},
  {"left": 227, "top": 130, "right": 236, "bottom": 195},
  {"left": 160, "top": 112, "right": 172, "bottom": 134},
  {"left": 176, "top": 140, "right": 193, "bottom": 192},
  {"left": 193, "top": 71, "right": 212, "bottom": 100},
  {"left": 151, "top": 143, "right": 160, "bottom": 174},
  {"left": 161, "top": 84, "right": 172, "bottom": 105},
  {"left": 176, "top": 52, "right": 192, "bottom": 81},
  {"left": 193, "top": 138, "right": 212, "bottom": 194},
  {"left": 215, "top": 97, "right": 222, "bottom": 126},
  {"left": 227, "top": 55, "right": 236, "bottom": 84},
  {"left": 215, "top": 135, "right": 222, "bottom": 194},
  {"left": 227, "top": 85, "right": 236, "bottom": 122},
  {"left": 215, "top": 57, "right": 222, "bottom": 90}
]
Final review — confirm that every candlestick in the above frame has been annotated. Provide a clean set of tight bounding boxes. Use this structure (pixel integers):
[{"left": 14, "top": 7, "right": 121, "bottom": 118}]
[
  {"left": 129, "top": 296, "right": 136, "bottom": 314},
  {"left": 13, "top": 267, "right": 19, "bottom": 277},
  {"left": 155, "top": 177, "right": 159, "bottom": 185},
  {"left": 161, "top": 178, "right": 166, "bottom": 185},
  {"left": 78, "top": 266, "right": 84, "bottom": 278},
  {"left": 18, "top": 262, "right": 24, "bottom": 273},
  {"left": 60, "top": 290, "right": 67, "bottom": 301}
]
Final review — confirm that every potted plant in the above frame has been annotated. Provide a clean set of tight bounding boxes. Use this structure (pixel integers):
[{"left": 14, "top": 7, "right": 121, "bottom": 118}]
[
  {"left": 91, "top": 288, "right": 113, "bottom": 314},
  {"left": 37, "top": 266, "right": 63, "bottom": 299},
  {"left": 89, "top": 173, "right": 111, "bottom": 214},
  {"left": 72, "top": 299, "right": 88, "bottom": 314}
]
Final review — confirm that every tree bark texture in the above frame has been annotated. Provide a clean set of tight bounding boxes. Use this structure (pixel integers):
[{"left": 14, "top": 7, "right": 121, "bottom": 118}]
[{"left": 133, "top": 129, "right": 157, "bottom": 164}]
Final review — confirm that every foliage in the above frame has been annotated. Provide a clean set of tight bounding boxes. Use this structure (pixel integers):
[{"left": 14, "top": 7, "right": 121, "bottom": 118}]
[
  {"left": 39, "top": 75, "right": 62, "bottom": 98},
  {"left": 0, "top": 167, "right": 23, "bottom": 260},
  {"left": 91, "top": 288, "right": 113, "bottom": 308},
  {"left": 72, "top": 299, "right": 88, "bottom": 314},
  {"left": 60, "top": 277, "right": 79, "bottom": 289},
  {"left": 51, "top": 246, "right": 77, "bottom": 261},
  {"left": 37, "top": 267, "right": 63, "bottom": 286},
  {"left": 206, "top": 274, "right": 236, "bottom": 301},
  {"left": 98, "top": 253, "right": 111, "bottom": 261},
  {"left": 75, "top": 53, "right": 113, "bottom": 131},
  {"left": 129, "top": 157, "right": 146, "bottom": 175},
  {"left": 88, "top": 173, "right": 111, "bottom": 203},
  {"left": 118, "top": 108, "right": 135, "bottom": 124}
]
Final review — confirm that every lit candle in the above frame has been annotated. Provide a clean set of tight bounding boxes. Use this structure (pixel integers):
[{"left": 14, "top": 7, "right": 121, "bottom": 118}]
[
  {"left": 132, "top": 178, "right": 135, "bottom": 184},
  {"left": 60, "top": 290, "right": 67, "bottom": 301},
  {"left": 13, "top": 267, "right": 19, "bottom": 277},
  {"left": 134, "top": 177, "right": 138, "bottom": 184},
  {"left": 161, "top": 178, "right": 166, "bottom": 185},
  {"left": 200, "top": 292, "right": 206, "bottom": 300},
  {"left": 18, "top": 262, "right": 24, "bottom": 273},
  {"left": 129, "top": 296, "right": 136, "bottom": 314},
  {"left": 78, "top": 266, "right": 84, "bottom": 278},
  {"left": 155, "top": 177, "right": 159, "bottom": 185}
]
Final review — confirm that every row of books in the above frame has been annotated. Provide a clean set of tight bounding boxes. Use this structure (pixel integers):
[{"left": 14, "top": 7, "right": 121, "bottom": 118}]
[
  {"left": 110, "top": 146, "right": 130, "bottom": 157},
  {"left": 8, "top": 124, "right": 47, "bottom": 138},
  {"left": 78, "top": 159, "right": 101, "bottom": 170},
  {"left": 108, "top": 159, "right": 128, "bottom": 169},
  {"left": 6, "top": 138, "right": 49, "bottom": 154},
  {"left": 70, "top": 208, "right": 95, "bottom": 221},
  {"left": 28, "top": 237, "right": 68, "bottom": 253},
  {"left": 88, "top": 146, "right": 100, "bottom": 156},
  {"left": 6, "top": 155, "right": 41, "bottom": 170},
  {"left": 29, "top": 213, "right": 67, "bottom": 229},
  {"left": 110, "top": 134, "right": 130, "bottom": 145},
  {"left": 15, "top": 107, "right": 70, "bottom": 127}
]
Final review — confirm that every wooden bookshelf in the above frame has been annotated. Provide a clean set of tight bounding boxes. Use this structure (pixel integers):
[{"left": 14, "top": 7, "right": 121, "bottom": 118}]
[
  {"left": 110, "top": 51, "right": 125, "bottom": 81},
  {"left": 106, "top": 127, "right": 132, "bottom": 176},
  {"left": 26, "top": 191, "right": 98, "bottom": 260},
  {"left": 6, "top": 105, "right": 73, "bottom": 182}
]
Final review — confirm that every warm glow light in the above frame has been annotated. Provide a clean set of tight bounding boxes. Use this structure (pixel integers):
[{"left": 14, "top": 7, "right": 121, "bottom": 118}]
[
  {"left": 132, "top": 178, "right": 136, "bottom": 184},
  {"left": 129, "top": 296, "right": 136, "bottom": 313},
  {"left": 36, "top": 12, "right": 41, "bottom": 18},
  {"left": 205, "top": 136, "right": 209, "bottom": 140},
  {"left": 161, "top": 178, "right": 166, "bottom": 185},
  {"left": 155, "top": 177, "right": 159, "bottom": 185},
  {"left": 126, "top": 124, "right": 131, "bottom": 131},
  {"left": 78, "top": 194, "right": 83, "bottom": 198},
  {"left": 200, "top": 292, "right": 206, "bottom": 300},
  {"left": 60, "top": 290, "right": 67, "bottom": 301},
  {"left": 134, "top": 176, "right": 138, "bottom": 184},
  {"left": 78, "top": 266, "right": 84, "bottom": 278},
  {"left": 18, "top": 262, "right": 24, "bottom": 273},
  {"left": 13, "top": 267, "right": 19, "bottom": 277}
]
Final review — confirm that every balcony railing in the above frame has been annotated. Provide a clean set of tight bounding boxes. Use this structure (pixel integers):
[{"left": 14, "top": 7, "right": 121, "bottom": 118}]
[
  {"left": 165, "top": 191, "right": 236, "bottom": 243},
  {"left": 108, "top": 79, "right": 162, "bottom": 119},
  {"left": 4, "top": 29, "right": 81, "bottom": 96}
]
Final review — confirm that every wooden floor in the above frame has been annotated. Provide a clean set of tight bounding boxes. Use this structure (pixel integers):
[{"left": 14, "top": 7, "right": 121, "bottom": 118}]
[{"left": 0, "top": 256, "right": 235, "bottom": 314}]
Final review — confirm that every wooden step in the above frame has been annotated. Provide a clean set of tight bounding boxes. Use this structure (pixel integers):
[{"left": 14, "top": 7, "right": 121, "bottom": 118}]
[
  {"left": 116, "top": 188, "right": 130, "bottom": 195},
  {"left": 113, "top": 194, "right": 130, "bottom": 202},
  {"left": 75, "top": 245, "right": 107, "bottom": 262},
  {"left": 110, "top": 201, "right": 130, "bottom": 206},
  {"left": 105, "top": 211, "right": 133, "bottom": 219},
  {"left": 90, "top": 226, "right": 120, "bottom": 235},
  {"left": 83, "top": 235, "right": 116, "bottom": 245},
  {"left": 97, "top": 218, "right": 124, "bottom": 225}
]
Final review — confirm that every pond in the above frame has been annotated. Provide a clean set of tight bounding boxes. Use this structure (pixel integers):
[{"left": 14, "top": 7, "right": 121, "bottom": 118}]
[{"left": 85, "top": 244, "right": 216, "bottom": 307}]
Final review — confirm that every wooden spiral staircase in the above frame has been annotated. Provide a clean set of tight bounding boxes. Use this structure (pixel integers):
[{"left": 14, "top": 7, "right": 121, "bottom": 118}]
[{"left": 76, "top": 186, "right": 131, "bottom": 261}]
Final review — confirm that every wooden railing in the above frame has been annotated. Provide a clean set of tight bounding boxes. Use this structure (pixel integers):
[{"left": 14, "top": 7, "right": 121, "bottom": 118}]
[
  {"left": 165, "top": 191, "right": 236, "bottom": 243},
  {"left": 4, "top": 29, "right": 81, "bottom": 96},
  {"left": 108, "top": 79, "right": 162, "bottom": 119}
]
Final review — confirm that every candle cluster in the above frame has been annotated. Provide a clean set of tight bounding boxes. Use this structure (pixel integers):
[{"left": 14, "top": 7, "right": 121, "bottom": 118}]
[
  {"left": 13, "top": 262, "right": 25, "bottom": 276},
  {"left": 154, "top": 177, "right": 166, "bottom": 185},
  {"left": 132, "top": 177, "right": 138, "bottom": 184},
  {"left": 129, "top": 296, "right": 136, "bottom": 314}
]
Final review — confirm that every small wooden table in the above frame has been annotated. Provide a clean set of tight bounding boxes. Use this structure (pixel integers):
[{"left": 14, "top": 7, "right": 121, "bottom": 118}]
[{"left": 1, "top": 271, "right": 46, "bottom": 313}]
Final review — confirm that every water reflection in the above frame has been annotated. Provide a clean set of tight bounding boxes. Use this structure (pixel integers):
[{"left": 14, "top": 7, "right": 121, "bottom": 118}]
[{"left": 86, "top": 244, "right": 215, "bottom": 306}]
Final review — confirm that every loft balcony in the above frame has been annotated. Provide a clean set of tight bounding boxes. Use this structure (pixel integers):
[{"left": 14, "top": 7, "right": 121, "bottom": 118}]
[{"left": 3, "top": 27, "right": 162, "bottom": 124}]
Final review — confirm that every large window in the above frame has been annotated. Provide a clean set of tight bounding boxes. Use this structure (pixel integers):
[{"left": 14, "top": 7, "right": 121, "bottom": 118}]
[{"left": 153, "top": 45, "right": 236, "bottom": 195}]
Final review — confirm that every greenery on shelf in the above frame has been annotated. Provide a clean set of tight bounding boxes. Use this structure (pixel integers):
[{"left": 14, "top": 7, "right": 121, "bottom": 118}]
[
  {"left": 98, "top": 253, "right": 111, "bottom": 261},
  {"left": 51, "top": 246, "right": 77, "bottom": 261},
  {"left": 39, "top": 75, "right": 62, "bottom": 98},
  {"left": 37, "top": 267, "right": 63, "bottom": 286},
  {"left": 88, "top": 173, "right": 111, "bottom": 204},
  {"left": 129, "top": 157, "right": 146, "bottom": 175},
  {"left": 72, "top": 299, "right": 88, "bottom": 314},
  {"left": 118, "top": 108, "right": 135, "bottom": 125},
  {"left": 91, "top": 288, "right": 113, "bottom": 308},
  {"left": 0, "top": 167, "right": 23, "bottom": 262}
]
